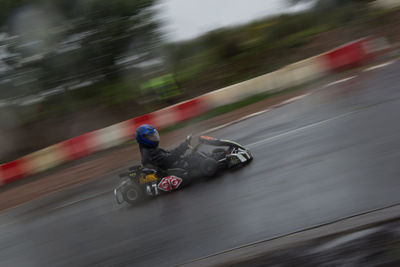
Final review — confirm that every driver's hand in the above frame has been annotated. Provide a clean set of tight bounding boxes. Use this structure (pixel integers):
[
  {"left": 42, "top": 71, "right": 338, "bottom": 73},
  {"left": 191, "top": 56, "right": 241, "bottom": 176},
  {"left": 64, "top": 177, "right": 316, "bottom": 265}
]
[{"left": 186, "top": 134, "right": 192, "bottom": 147}]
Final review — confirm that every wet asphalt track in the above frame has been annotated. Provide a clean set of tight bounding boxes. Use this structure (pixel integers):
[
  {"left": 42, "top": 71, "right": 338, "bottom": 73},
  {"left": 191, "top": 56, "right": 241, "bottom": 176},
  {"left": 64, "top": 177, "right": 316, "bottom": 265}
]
[{"left": 1, "top": 60, "right": 400, "bottom": 266}]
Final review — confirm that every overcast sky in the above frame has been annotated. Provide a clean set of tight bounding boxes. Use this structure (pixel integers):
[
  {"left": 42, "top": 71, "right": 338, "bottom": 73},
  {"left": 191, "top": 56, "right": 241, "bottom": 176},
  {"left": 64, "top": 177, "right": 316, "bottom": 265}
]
[{"left": 157, "top": 0, "right": 315, "bottom": 41}]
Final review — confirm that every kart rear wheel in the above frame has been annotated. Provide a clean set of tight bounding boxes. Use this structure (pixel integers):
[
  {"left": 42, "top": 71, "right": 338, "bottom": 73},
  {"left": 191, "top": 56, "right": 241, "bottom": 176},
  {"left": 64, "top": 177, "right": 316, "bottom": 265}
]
[
  {"left": 201, "top": 158, "right": 218, "bottom": 177},
  {"left": 122, "top": 184, "right": 144, "bottom": 205}
]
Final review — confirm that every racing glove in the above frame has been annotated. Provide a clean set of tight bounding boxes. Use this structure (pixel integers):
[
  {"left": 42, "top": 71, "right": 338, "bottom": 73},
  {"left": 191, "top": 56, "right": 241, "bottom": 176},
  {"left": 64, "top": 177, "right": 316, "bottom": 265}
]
[{"left": 185, "top": 134, "right": 192, "bottom": 148}]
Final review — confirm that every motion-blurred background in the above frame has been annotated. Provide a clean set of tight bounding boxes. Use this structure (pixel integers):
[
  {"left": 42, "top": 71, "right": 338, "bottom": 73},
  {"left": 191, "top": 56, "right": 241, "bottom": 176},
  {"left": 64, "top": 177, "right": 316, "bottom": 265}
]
[
  {"left": 0, "top": 0, "right": 398, "bottom": 162},
  {"left": 1, "top": 1, "right": 400, "bottom": 266}
]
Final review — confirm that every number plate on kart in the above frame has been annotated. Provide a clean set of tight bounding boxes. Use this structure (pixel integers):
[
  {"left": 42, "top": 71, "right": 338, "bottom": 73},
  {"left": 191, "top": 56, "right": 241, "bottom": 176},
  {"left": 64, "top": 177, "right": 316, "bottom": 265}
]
[
  {"left": 229, "top": 151, "right": 250, "bottom": 165},
  {"left": 237, "top": 154, "right": 248, "bottom": 162},
  {"left": 157, "top": 176, "right": 183, "bottom": 192}
]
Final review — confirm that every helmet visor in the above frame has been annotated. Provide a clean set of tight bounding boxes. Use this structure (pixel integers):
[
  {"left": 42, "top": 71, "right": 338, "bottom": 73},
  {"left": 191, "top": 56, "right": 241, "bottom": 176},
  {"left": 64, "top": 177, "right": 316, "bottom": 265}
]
[{"left": 147, "top": 130, "right": 159, "bottom": 142}]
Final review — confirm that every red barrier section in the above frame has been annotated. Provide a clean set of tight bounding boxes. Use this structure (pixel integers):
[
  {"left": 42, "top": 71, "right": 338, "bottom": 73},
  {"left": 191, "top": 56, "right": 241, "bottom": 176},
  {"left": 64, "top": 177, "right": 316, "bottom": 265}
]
[
  {"left": 60, "top": 133, "right": 96, "bottom": 161},
  {"left": 324, "top": 39, "right": 372, "bottom": 72},
  {"left": 133, "top": 114, "right": 156, "bottom": 128},
  {"left": 175, "top": 98, "right": 208, "bottom": 121},
  {"left": 0, "top": 158, "right": 31, "bottom": 184}
]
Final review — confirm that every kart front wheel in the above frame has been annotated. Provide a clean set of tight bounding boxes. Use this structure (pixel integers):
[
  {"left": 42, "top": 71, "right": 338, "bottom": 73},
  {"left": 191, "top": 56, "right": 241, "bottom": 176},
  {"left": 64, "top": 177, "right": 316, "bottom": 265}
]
[
  {"left": 122, "top": 184, "right": 144, "bottom": 205},
  {"left": 201, "top": 158, "right": 218, "bottom": 177}
]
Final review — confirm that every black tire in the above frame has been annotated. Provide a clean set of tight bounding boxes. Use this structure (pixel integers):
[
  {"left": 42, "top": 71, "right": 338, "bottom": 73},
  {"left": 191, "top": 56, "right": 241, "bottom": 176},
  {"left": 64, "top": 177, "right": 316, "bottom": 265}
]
[
  {"left": 122, "top": 184, "right": 144, "bottom": 205},
  {"left": 200, "top": 158, "right": 218, "bottom": 177}
]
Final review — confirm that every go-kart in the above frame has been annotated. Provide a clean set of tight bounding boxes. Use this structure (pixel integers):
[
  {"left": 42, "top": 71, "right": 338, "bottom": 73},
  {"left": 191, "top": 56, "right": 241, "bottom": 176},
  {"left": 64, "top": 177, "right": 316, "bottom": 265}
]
[{"left": 114, "top": 135, "right": 253, "bottom": 205}]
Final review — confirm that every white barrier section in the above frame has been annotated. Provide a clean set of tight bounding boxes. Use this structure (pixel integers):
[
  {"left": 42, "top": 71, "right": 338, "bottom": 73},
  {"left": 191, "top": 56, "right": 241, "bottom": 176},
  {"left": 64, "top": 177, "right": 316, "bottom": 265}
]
[
  {"left": 277, "top": 56, "right": 329, "bottom": 89},
  {"left": 153, "top": 107, "right": 180, "bottom": 129},
  {"left": 92, "top": 120, "right": 132, "bottom": 150},
  {"left": 246, "top": 72, "right": 277, "bottom": 94},
  {"left": 364, "top": 37, "right": 390, "bottom": 54},
  {"left": 291, "top": 56, "right": 329, "bottom": 84},
  {"left": 25, "top": 144, "right": 66, "bottom": 173},
  {"left": 204, "top": 82, "right": 250, "bottom": 108}
]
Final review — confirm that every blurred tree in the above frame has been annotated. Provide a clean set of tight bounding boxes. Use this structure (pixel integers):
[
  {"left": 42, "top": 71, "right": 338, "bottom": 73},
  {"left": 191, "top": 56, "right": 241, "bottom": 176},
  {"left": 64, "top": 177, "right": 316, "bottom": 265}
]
[
  {"left": 0, "top": 0, "right": 161, "bottom": 100},
  {"left": 58, "top": 0, "right": 161, "bottom": 80}
]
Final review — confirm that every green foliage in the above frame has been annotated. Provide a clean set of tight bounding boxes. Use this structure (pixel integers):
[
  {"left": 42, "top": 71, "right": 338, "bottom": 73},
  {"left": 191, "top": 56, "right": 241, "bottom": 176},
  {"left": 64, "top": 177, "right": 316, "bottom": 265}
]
[
  {"left": 268, "top": 13, "right": 315, "bottom": 40},
  {"left": 280, "top": 32, "right": 310, "bottom": 49}
]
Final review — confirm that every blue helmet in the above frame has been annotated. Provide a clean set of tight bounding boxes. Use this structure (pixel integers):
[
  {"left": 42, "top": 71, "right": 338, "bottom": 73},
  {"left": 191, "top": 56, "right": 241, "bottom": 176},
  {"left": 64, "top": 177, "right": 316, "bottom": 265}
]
[{"left": 136, "top": 124, "right": 160, "bottom": 148}]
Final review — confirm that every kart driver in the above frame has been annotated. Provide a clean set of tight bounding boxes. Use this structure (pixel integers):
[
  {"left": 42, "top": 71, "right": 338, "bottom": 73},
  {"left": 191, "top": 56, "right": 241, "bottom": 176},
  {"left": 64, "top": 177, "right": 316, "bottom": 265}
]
[{"left": 135, "top": 124, "right": 191, "bottom": 170}]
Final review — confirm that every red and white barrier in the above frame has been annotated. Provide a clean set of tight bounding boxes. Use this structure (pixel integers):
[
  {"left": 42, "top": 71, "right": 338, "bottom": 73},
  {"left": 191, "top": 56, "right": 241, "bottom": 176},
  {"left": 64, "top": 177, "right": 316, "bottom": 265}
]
[
  {"left": 25, "top": 144, "right": 66, "bottom": 173},
  {"left": 0, "top": 158, "right": 32, "bottom": 184},
  {"left": 0, "top": 97, "right": 211, "bottom": 184},
  {"left": 92, "top": 120, "right": 134, "bottom": 151},
  {"left": 0, "top": 37, "right": 383, "bottom": 185},
  {"left": 323, "top": 38, "right": 372, "bottom": 72}
]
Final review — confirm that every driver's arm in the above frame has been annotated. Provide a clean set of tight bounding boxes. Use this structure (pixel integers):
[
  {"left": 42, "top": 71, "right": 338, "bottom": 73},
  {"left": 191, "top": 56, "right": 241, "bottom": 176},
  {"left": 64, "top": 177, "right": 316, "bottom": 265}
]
[
  {"left": 148, "top": 137, "right": 191, "bottom": 170},
  {"left": 168, "top": 140, "right": 189, "bottom": 156},
  {"left": 150, "top": 147, "right": 183, "bottom": 170}
]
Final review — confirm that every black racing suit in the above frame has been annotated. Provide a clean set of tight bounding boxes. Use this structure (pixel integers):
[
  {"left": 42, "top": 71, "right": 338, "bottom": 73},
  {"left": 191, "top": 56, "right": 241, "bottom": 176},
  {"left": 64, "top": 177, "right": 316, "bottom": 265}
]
[{"left": 139, "top": 141, "right": 188, "bottom": 171}]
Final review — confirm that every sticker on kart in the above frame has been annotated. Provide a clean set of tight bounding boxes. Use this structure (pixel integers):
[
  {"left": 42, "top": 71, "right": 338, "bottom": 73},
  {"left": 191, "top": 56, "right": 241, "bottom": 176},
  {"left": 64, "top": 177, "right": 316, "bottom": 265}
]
[
  {"left": 157, "top": 176, "right": 183, "bottom": 192},
  {"left": 200, "top": 136, "right": 215, "bottom": 140}
]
